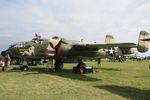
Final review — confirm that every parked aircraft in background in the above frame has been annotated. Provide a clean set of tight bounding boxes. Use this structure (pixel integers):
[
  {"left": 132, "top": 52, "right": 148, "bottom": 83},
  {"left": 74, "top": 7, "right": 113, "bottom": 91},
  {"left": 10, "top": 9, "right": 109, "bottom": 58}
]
[{"left": 1, "top": 31, "right": 149, "bottom": 71}]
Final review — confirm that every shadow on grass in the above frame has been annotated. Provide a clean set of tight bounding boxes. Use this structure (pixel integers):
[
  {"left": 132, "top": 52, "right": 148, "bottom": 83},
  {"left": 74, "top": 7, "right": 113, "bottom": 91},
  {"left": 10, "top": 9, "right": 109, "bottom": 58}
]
[
  {"left": 135, "top": 76, "right": 150, "bottom": 78},
  {"left": 24, "top": 67, "right": 101, "bottom": 82},
  {"left": 95, "top": 68, "right": 121, "bottom": 71},
  {"left": 94, "top": 85, "right": 150, "bottom": 100}
]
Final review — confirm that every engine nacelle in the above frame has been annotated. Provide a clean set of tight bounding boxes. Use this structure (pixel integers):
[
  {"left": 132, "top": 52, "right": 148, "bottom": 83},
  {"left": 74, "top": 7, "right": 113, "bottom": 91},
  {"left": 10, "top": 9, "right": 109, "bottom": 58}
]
[
  {"left": 115, "top": 47, "right": 135, "bottom": 56},
  {"left": 55, "top": 42, "right": 107, "bottom": 58},
  {"left": 55, "top": 42, "right": 72, "bottom": 57}
]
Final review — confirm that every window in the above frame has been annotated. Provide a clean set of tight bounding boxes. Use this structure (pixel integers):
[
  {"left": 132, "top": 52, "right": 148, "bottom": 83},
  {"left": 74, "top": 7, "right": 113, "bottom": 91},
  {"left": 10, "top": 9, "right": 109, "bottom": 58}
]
[{"left": 10, "top": 42, "right": 26, "bottom": 48}]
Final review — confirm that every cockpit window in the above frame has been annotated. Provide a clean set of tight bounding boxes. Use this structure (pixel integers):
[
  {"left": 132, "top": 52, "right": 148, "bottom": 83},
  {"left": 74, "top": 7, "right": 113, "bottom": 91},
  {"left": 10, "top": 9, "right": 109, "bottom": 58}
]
[
  {"left": 31, "top": 39, "right": 48, "bottom": 45},
  {"left": 10, "top": 42, "right": 26, "bottom": 48}
]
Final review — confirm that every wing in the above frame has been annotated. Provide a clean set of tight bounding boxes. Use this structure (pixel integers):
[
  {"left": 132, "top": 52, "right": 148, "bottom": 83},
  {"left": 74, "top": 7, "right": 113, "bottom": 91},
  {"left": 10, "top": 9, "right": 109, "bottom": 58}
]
[{"left": 73, "top": 43, "right": 137, "bottom": 50}]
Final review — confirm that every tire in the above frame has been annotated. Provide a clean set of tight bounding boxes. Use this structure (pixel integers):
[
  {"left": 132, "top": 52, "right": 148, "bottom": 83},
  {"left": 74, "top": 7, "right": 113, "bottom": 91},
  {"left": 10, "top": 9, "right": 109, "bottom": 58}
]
[
  {"left": 55, "top": 58, "right": 63, "bottom": 71},
  {"left": 59, "top": 62, "right": 63, "bottom": 70},
  {"left": 20, "top": 65, "right": 29, "bottom": 71}
]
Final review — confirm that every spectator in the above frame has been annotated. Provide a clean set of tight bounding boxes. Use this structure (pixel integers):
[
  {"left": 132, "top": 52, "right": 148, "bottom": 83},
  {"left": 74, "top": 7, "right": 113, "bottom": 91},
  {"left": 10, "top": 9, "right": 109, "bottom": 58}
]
[
  {"left": 1, "top": 58, "right": 5, "bottom": 71},
  {"left": 4, "top": 54, "right": 11, "bottom": 70}
]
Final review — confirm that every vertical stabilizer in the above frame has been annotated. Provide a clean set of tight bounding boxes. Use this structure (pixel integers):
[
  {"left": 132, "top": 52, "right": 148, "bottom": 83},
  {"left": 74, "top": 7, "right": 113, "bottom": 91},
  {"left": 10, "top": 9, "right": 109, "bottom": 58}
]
[
  {"left": 105, "top": 35, "right": 114, "bottom": 43},
  {"left": 137, "top": 31, "right": 149, "bottom": 52}
]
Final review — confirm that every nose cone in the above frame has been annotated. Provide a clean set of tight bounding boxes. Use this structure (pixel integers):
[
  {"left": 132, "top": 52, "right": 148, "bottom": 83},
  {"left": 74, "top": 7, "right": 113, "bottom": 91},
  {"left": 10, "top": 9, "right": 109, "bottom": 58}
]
[{"left": 1, "top": 50, "right": 8, "bottom": 57}]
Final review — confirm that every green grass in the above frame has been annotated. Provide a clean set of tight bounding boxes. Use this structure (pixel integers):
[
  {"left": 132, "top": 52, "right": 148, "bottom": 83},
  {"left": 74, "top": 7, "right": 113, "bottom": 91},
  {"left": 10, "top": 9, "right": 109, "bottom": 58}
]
[{"left": 0, "top": 60, "right": 150, "bottom": 100}]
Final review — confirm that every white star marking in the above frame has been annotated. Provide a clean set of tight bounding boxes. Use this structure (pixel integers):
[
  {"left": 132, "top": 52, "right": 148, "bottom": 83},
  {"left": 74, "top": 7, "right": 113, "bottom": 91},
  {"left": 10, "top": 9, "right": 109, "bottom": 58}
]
[
  {"left": 109, "top": 48, "right": 115, "bottom": 54},
  {"left": 105, "top": 48, "right": 117, "bottom": 55}
]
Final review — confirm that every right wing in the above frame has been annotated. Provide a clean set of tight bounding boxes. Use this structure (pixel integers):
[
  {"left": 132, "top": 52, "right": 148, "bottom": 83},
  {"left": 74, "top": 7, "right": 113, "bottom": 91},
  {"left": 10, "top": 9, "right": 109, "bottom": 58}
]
[{"left": 72, "top": 43, "right": 137, "bottom": 50}]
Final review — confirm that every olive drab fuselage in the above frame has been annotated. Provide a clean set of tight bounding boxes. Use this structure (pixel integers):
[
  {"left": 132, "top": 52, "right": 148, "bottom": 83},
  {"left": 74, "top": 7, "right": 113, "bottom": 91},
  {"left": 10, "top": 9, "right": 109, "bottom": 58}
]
[
  {"left": 7, "top": 39, "right": 55, "bottom": 59},
  {"left": 6, "top": 38, "right": 114, "bottom": 59}
]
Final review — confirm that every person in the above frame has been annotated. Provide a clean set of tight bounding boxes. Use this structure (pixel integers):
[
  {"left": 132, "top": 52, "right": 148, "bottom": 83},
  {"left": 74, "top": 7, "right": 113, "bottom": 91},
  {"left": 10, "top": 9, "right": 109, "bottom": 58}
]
[
  {"left": 22, "top": 60, "right": 28, "bottom": 66},
  {"left": 35, "top": 33, "right": 42, "bottom": 39},
  {"left": 35, "top": 33, "right": 39, "bottom": 39},
  {"left": 39, "top": 33, "right": 42, "bottom": 39},
  {"left": 1, "top": 58, "right": 5, "bottom": 71},
  {"left": 20, "top": 60, "right": 29, "bottom": 71},
  {"left": 77, "top": 59, "right": 86, "bottom": 67},
  {"left": 76, "top": 58, "right": 86, "bottom": 72},
  {"left": 4, "top": 54, "right": 11, "bottom": 70}
]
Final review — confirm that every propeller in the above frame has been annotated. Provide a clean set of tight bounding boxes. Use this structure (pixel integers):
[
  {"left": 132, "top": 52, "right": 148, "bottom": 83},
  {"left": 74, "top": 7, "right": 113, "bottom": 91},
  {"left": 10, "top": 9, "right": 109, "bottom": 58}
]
[
  {"left": 49, "top": 42, "right": 54, "bottom": 49},
  {"left": 48, "top": 39, "right": 63, "bottom": 56},
  {"left": 54, "top": 40, "right": 62, "bottom": 57}
]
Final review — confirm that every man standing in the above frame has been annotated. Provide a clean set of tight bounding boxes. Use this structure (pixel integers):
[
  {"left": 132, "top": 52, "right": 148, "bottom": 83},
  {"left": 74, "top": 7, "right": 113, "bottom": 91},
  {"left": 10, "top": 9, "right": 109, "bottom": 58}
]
[
  {"left": 4, "top": 54, "right": 11, "bottom": 70},
  {"left": 1, "top": 58, "right": 5, "bottom": 71}
]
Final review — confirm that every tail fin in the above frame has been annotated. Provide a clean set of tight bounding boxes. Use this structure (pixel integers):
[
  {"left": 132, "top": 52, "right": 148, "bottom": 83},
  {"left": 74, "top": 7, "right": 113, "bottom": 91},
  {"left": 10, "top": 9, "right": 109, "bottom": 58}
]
[
  {"left": 137, "top": 31, "right": 149, "bottom": 52},
  {"left": 105, "top": 35, "right": 114, "bottom": 43}
]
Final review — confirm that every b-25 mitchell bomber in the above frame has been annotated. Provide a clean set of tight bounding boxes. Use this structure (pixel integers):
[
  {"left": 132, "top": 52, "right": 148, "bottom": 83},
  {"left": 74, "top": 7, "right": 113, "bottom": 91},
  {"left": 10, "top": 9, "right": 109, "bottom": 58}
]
[{"left": 1, "top": 31, "right": 149, "bottom": 71}]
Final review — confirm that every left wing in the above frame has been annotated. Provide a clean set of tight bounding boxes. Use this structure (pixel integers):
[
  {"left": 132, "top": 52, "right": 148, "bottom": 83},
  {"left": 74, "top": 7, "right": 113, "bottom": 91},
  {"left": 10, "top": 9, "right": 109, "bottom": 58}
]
[{"left": 73, "top": 43, "right": 137, "bottom": 50}]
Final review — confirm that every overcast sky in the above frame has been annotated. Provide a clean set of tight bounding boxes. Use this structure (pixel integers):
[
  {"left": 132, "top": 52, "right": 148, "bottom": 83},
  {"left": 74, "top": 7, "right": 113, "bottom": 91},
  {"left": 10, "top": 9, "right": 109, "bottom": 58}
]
[{"left": 0, "top": 0, "right": 150, "bottom": 55}]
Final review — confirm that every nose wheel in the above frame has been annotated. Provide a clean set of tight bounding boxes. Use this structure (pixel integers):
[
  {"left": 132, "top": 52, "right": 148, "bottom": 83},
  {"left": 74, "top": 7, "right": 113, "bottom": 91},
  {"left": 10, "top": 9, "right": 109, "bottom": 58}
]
[{"left": 20, "top": 65, "right": 29, "bottom": 71}]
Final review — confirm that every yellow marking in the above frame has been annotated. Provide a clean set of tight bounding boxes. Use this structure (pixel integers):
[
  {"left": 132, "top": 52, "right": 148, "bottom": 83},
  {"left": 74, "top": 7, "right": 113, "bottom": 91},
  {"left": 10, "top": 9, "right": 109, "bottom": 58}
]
[{"left": 19, "top": 48, "right": 28, "bottom": 51}]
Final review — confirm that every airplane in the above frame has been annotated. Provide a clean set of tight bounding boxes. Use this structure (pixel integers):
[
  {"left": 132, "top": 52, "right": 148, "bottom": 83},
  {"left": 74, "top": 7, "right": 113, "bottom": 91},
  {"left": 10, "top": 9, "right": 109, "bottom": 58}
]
[
  {"left": 1, "top": 31, "right": 149, "bottom": 71},
  {"left": 0, "top": 34, "right": 114, "bottom": 69}
]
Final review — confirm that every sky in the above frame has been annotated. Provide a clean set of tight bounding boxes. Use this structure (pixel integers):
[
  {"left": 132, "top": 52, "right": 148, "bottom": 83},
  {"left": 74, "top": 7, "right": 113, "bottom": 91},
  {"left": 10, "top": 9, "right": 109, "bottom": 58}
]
[{"left": 0, "top": 0, "right": 150, "bottom": 56}]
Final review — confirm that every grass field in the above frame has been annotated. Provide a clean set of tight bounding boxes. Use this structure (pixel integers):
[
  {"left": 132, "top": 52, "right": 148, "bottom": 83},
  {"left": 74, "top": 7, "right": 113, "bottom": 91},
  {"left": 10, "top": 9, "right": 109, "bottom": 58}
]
[{"left": 0, "top": 60, "right": 150, "bottom": 100}]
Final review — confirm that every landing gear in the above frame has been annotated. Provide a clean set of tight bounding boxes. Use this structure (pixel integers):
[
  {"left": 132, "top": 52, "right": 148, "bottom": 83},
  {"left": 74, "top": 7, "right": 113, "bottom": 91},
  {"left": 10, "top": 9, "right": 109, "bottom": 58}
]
[
  {"left": 97, "top": 58, "right": 101, "bottom": 67},
  {"left": 20, "top": 65, "right": 29, "bottom": 71},
  {"left": 20, "top": 60, "right": 29, "bottom": 71},
  {"left": 46, "top": 59, "right": 54, "bottom": 71},
  {"left": 54, "top": 58, "right": 63, "bottom": 71}
]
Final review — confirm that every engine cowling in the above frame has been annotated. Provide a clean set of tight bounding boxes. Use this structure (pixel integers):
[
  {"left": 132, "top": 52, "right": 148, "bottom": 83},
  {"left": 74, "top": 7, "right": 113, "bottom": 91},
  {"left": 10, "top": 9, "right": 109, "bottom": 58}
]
[
  {"left": 55, "top": 41, "right": 72, "bottom": 57},
  {"left": 55, "top": 41, "right": 107, "bottom": 58},
  {"left": 116, "top": 47, "right": 135, "bottom": 55}
]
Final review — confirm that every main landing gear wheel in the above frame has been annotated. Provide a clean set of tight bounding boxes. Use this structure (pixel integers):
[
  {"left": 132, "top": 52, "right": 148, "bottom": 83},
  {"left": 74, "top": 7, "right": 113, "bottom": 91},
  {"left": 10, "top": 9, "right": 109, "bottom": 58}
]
[
  {"left": 54, "top": 58, "right": 63, "bottom": 71},
  {"left": 20, "top": 65, "right": 29, "bottom": 71}
]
